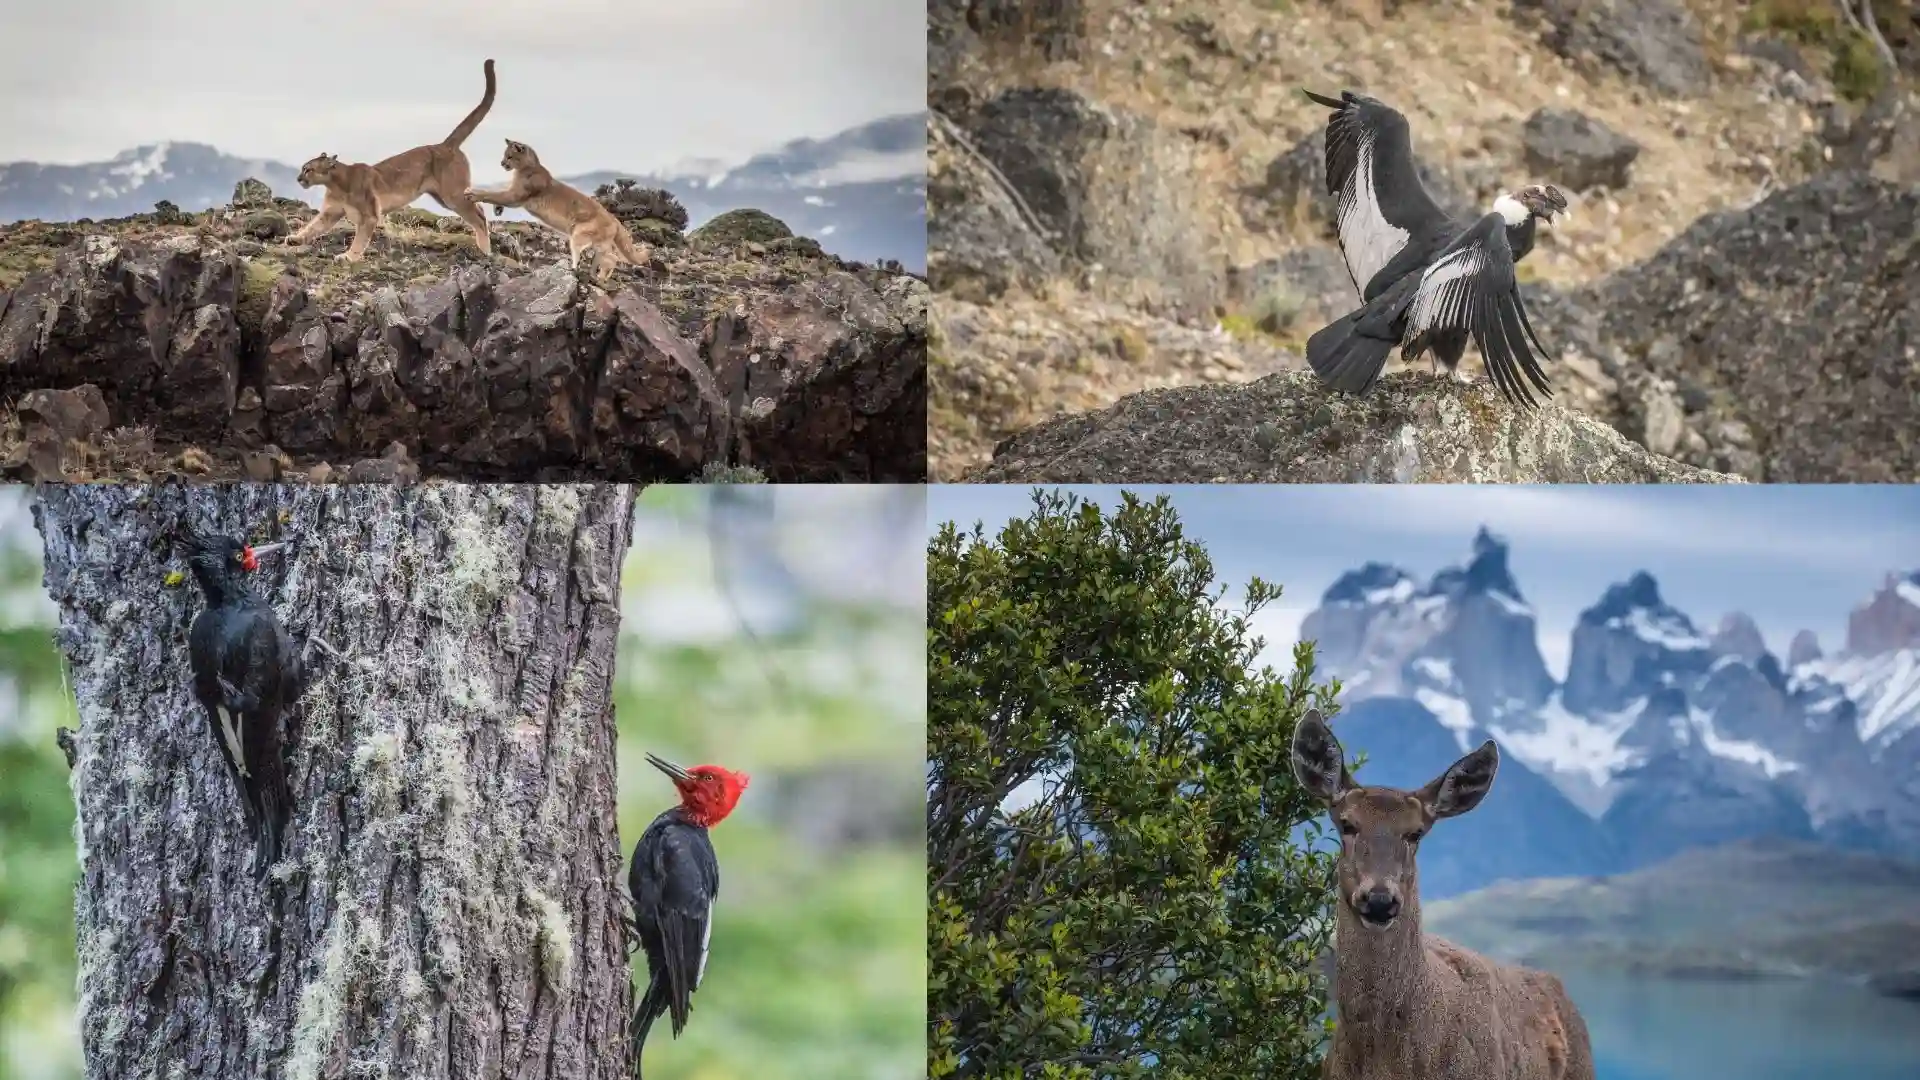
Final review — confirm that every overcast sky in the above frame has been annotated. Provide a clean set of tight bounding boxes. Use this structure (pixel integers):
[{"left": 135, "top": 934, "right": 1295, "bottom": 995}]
[
  {"left": 929, "top": 486, "right": 1920, "bottom": 680},
  {"left": 0, "top": 0, "right": 926, "bottom": 173}
]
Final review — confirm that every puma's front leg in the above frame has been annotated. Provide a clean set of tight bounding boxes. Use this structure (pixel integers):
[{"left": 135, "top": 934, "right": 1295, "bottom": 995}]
[
  {"left": 285, "top": 200, "right": 345, "bottom": 245},
  {"left": 463, "top": 185, "right": 523, "bottom": 209}
]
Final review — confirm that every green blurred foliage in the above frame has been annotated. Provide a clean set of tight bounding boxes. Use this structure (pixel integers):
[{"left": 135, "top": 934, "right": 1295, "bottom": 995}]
[
  {"left": 0, "top": 487, "right": 924, "bottom": 1080},
  {"left": 0, "top": 502, "right": 80, "bottom": 1080},
  {"left": 618, "top": 487, "right": 924, "bottom": 1080},
  {"left": 927, "top": 489, "right": 1336, "bottom": 1080}
]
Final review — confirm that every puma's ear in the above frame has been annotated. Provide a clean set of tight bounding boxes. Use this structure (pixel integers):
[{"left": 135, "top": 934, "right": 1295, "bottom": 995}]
[
  {"left": 1290, "top": 709, "right": 1351, "bottom": 803},
  {"left": 1419, "top": 739, "right": 1499, "bottom": 819}
]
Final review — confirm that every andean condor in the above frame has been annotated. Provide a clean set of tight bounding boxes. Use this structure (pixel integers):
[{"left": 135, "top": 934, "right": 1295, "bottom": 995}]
[{"left": 1301, "top": 89, "right": 1570, "bottom": 408}]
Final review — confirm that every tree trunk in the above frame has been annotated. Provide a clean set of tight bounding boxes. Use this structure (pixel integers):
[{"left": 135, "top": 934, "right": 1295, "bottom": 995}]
[{"left": 34, "top": 482, "right": 637, "bottom": 1080}]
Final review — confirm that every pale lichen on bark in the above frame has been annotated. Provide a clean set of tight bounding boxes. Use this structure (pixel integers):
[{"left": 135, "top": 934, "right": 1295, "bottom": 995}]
[{"left": 34, "top": 482, "right": 637, "bottom": 1080}]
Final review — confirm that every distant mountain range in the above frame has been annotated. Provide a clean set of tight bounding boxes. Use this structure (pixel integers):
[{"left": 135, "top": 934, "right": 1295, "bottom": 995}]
[
  {"left": 1298, "top": 529, "right": 1920, "bottom": 898},
  {"left": 0, "top": 114, "right": 928, "bottom": 271}
]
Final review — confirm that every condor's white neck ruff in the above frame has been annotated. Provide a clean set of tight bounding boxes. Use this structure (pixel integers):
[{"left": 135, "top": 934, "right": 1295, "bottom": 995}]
[{"left": 1492, "top": 192, "right": 1529, "bottom": 226}]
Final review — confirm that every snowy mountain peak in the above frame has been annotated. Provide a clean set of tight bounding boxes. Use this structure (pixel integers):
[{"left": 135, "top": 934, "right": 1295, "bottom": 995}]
[
  {"left": 1711, "top": 612, "right": 1770, "bottom": 664},
  {"left": 1321, "top": 562, "right": 1416, "bottom": 607},
  {"left": 1304, "top": 536, "right": 1920, "bottom": 861},
  {"left": 1788, "top": 629, "right": 1824, "bottom": 667}
]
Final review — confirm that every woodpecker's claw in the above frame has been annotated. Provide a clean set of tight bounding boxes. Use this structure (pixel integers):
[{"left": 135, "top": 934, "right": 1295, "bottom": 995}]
[{"left": 645, "top": 753, "right": 694, "bottom": 784}]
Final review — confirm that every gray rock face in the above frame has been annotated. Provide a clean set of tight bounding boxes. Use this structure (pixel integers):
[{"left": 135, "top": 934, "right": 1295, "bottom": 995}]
[
  {"left": 1585, "top": 171, "right": 1920, "bottom": 482},
  {"left": 971, "top": 370, "right": 1740, "bottom": 483},
  {"left": 1510, "top": 0, "right": 1711, "bottom": 97},
  {"left": 1521, "top": 107, "right": 1643, "bottom": 191},
  {"left": 964, "top": 87, "right": 1226, "bottom": 318},
  {"left": 928, "top": 116, "right": 1062, "bottom": 303},
  {"left": 1847, "top": 572, "right": 1920, "bottom": 655}
]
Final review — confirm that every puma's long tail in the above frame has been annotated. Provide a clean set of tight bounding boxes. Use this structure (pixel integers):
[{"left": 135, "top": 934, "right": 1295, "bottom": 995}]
[{"left": 442, "top": 59, "right": 497, "bottom": 148}]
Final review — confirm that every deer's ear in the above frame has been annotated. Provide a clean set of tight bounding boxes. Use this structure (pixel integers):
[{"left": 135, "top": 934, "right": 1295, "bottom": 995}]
[
  {"left": 1290, "top": 709, "right": 1351, "bottom": 803},
  {"left": 1421, "top": 739, "right": 1499, "bottom": 819}
]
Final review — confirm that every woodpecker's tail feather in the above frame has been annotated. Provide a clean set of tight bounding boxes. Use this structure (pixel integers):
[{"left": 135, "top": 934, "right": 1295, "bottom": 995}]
[
  {"left": 1306, "top": 309, "right": 1396, "bottom": 396},
  {"left": 631, "top": 976, "right": 668, "bottom": 1078}
]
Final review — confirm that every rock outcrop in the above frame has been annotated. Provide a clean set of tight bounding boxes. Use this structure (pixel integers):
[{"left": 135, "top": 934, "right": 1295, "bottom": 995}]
[
  {"left": 970, "top": 370, "right": 1739, "bottom": 483},
  {"left": 0, "top": 185, "right": 927, "bottom": 482},
  {"left": 1571, "top": 170, "right": 1919, "bottom": 483}
]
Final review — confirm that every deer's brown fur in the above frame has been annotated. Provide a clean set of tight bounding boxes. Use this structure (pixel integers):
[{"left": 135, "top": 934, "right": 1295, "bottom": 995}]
[
  {"left": 284, "top": 59, "right": 498, "bottom": 261},
  {"left": 1291, "top": 710, "right": 1594, "bottom": 1080}
]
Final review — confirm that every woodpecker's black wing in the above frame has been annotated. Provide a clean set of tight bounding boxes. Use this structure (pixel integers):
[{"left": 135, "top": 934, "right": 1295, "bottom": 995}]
[
  {"left": 629, "top": 809, "right": 719, "bottom": 1072},
  {"left": 1401, "top": 212, "right": 1556, "bottom": 408},
  {"left": 188, "top": 603, "right": 297, "bottom": 872}
]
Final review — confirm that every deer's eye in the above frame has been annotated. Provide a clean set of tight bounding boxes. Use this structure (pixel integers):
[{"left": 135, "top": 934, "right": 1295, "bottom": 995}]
[
  {"left": 1404, "top": 830, "right": 1426, "bottom": 845},
  {"left": 1336, "top": 818, "right": 1358, "bottom": 837}
]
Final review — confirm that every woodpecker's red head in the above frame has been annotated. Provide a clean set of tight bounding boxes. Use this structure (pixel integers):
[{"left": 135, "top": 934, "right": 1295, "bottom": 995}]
[{"left": 647, "top": 752, "right": 749, "bottom": 828}]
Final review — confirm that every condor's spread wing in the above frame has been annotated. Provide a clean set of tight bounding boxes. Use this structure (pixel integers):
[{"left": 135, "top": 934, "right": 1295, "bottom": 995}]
[
  {"left": 1303, "top": 89, "right": 1456, "bottom": 301},
  {"left": 1405, "top": 213, "right": 1556, "bottom": 408}
]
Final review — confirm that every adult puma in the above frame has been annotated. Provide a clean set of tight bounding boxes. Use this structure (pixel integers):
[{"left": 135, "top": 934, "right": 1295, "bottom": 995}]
[
  {"left": 463, "top": 139, "right": 650, "bottom": 282},
  {"left": 284, "top": 59, "right": 497, "bottom": 261}
]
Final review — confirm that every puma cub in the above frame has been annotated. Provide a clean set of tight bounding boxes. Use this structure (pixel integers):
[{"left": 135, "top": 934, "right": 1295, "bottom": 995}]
[
  {"left": 285, "top": 59, "right": 498, "bottom": 262},
  {"left": 463, "top": 140, "right": 650, "bottom": 282}
]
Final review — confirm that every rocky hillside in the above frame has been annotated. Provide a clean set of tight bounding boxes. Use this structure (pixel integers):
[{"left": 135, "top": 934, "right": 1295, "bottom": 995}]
[
  {"left": 930, "top": 0, "right": 1919, "bottom": 481},
  {"left": 1302, "top": 528, "right": 1920, "bottom": 892},
  {"left": 0, "top": 114, "right": 930, "bottom": 270},
  {"left": 1426, "top": 838, "right": 1920, "bottom": 996},
  {"left": 0, "top": 182, "right": 927, "bottom": 483}
]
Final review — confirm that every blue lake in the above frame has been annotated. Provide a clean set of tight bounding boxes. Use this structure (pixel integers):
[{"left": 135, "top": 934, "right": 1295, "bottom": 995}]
[{"left": 1557, "top": 969, "right": 1920, "bottom": 1080}]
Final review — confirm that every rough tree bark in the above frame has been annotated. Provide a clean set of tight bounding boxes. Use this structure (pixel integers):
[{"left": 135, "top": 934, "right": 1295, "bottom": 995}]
[{"left": 34, "top": 482, "right": 637, "bottom": 1080}]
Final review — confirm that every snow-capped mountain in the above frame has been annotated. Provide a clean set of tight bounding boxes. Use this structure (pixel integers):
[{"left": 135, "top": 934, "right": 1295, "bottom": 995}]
[
  {"left": 0, "top": 113, "right": 928, "bottom": 270},
  {"left": 1301, "top": 531, "right": 1920, "bottom": 893}
]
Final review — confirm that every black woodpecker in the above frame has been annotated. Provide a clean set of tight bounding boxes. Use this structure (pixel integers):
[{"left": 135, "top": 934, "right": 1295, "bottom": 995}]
[
  {"left": 179, "top": 524, "right": 306, "bottom": 880},
  {"left": 628, "top": 752, "right": 749, "bottom": 1077}
]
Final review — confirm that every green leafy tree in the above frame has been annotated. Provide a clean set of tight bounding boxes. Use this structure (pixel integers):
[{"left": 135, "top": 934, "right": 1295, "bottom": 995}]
[{"left": 928, "top": 490, "right": 1338, "bottom": 1080}]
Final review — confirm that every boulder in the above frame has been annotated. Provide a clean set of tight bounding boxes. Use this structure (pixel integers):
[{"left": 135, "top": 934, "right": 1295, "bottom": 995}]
[
  {"left": 1522, "top": 107, "right": 1643, "bottom": 192},
  {"left": 928, "top": 114, "right": 1061, "bottom": 302},
  {"left": 970, "top": 370, "right": 1738, "bottom": 483},
  {"left": 963, "top": 86, "right": 1228, "bottom": 318},
  {"left": 1510, "top": 0, "right": 1711, "bottom": 97},
  {"left": 1584, "top": 170, "right": 1920, "bottom": 482}
]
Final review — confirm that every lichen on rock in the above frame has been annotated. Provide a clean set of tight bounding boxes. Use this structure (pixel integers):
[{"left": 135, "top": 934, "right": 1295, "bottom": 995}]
[{"left": 972, "top": 370, "right": 1741, "bottom": 484}]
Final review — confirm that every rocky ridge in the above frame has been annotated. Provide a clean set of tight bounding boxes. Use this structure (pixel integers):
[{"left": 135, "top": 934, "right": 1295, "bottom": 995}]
[{"left": 0, "top": 182, "right": 928, "bottom": 482}]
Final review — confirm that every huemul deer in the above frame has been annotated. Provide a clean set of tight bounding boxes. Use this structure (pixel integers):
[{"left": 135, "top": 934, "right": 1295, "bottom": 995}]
[{"left": 1290, "top": 709, "right": 1594, "bottom": 1080}]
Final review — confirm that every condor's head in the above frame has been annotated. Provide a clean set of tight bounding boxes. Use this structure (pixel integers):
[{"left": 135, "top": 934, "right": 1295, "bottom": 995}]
[{"left": 1495, "top": 183, "right": 1571, "bottom": 227}]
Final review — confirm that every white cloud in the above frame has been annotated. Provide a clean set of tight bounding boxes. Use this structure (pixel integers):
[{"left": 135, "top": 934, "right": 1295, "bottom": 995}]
[{"left": 0, "top": 0, "right": 924, "bottom": 170}]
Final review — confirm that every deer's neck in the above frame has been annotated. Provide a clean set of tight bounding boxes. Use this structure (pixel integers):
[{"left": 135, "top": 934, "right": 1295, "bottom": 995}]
[{"left": 1332, "top": 898, "right": 1429, "bottom": 1026}]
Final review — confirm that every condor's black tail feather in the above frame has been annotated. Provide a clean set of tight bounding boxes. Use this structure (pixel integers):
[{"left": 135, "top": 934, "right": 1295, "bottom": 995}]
[{"left": 1306, "top": 308, "right": 1397, "bottom": 395}]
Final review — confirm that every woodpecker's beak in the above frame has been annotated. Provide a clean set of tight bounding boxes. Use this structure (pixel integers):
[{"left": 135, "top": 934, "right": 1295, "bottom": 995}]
[
  {"left": 646, "top": 753, "right": 695, "bottom": 785},
  {"left": 249, "top": 541, "right": 289, "bottom": 559}
]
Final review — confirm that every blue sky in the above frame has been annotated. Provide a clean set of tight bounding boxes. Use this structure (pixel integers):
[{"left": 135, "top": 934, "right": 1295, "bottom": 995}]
[{"left": 927, "top": 486, "right": 1920, "bottom": 679}]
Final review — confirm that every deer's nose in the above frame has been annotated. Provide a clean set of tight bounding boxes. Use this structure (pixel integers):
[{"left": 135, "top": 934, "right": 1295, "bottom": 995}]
[{"left": 1357, "top": 886, "right": 1400, "bottom": 925}]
